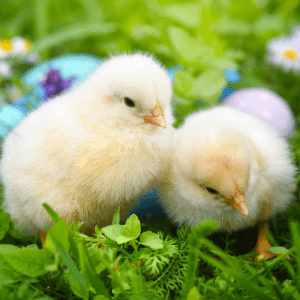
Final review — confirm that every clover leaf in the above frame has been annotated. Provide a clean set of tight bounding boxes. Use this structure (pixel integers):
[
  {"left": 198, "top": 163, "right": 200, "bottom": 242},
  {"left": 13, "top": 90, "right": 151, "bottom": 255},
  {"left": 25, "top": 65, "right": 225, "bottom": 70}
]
[
  {"left": 124, "top": 214, "right": 141, "bottom": 240},
  {"left": 140, "top": 232, "right": 163, "bottom": 250}
]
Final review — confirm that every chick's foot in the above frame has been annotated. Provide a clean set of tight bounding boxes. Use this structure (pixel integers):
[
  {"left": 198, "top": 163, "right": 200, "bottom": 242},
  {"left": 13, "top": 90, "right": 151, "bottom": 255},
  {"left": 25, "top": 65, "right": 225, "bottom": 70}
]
[{"left": 251, "top": 220, "right": 289, "bottom": 261}]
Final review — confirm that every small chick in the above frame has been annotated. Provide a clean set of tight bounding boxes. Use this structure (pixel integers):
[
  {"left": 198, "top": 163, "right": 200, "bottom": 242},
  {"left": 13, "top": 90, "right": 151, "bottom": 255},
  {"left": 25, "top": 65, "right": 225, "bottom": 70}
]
[
  {"left": 0, "top": 52, "right": 174, "bottom": 244},
  {"left": 158, "top": 106, "right": 297, "bottom": 260}
]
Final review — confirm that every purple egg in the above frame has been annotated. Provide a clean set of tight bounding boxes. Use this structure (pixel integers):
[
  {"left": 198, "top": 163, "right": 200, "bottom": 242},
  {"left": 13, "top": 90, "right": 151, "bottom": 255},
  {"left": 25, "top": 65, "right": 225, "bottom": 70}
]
[{"left": 223, "top": 88, "right": 296, "bottom": 138}]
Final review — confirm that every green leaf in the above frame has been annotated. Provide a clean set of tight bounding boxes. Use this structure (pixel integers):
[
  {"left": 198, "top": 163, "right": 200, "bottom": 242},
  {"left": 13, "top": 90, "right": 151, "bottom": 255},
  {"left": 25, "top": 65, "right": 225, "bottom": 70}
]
[
  {"left": 49, "top": 227, "right": 88, "bottom": 295},
  {"left": 267, "top": 246, "right": 289, "bottom": 255},
  {"left": 168, "top": 26, "right": 207, "bottom": 63},
  {"left": 253, "top": 13, "right": 284, "bottom": 44},
  {"left": 124, "top": 214, "right": 141, "bottom": 240},
  {"left": 0, "top": 249, "right": 38, "bottom": 285},
  {"left": 112, "top": 204, "right": 121, "bottom": 225},
  {"left": 254, "top": 13, "right": 284, "bottom": 34},
  {"left": 0, "top": 245, "right": 20, "bottom": 255},
  {"left": 68, "top": 271, "right": 90, "bottom": 300},
  {"left": 140, "top": 232, "right": 163, "bottom": 249},
  {"left": 23, "top": 244, "right": 38, "bottom": 250},
  {"left": 189, "top": 69, "right": 226, "bottom": 99},
  {"left": 212, "top": 17, "right": 251, "bottom": 35},
  {"left": 102, "top": 224, "right": 125, "bottom": 242},
  {"left": 75, "top": 239, "right": 111, "bottom": 298},
  {"left": 3, "top": 248, "right": 55, "bottom": 277},
  {"left": 46, "top": 218, "right": 70, "bottom": 254},
  {"left": 42, "top": 203, "right": 60, "bottom": 223},
  {"left": 187, "top": 286, "right": 201, "bottom": 300},
  {"left": 0, "top": 210, "right": 10, "bottom": 241},
  {"left": 174, "top": 70, "right": 194, "bottom": 97},
  {"left": 229, "top": 0, "right": 260, "bottom": 22},
  {"left": 116, "top": 235, "right": 132, "bottom": 245},
  {"left": 112, "top": 259, "right": 134, "bottom": 296},
  {"left": 198, "top": 6, "right": 220, "bottom": 46},
  {"left": 131, "top": 24, "right": 162, "bottom": 40},
  {"left": 163, "top": 2, "right": 202, "bottom": 28},
  {"left": 210, "top": 57, "right": 238, "bottom": 70}
]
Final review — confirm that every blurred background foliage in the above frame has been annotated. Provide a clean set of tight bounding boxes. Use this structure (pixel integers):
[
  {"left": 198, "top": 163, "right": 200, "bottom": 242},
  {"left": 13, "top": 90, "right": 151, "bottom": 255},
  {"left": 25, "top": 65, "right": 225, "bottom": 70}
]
[{"left": 2, "top": 0, "right": 300, "bottom": 127}]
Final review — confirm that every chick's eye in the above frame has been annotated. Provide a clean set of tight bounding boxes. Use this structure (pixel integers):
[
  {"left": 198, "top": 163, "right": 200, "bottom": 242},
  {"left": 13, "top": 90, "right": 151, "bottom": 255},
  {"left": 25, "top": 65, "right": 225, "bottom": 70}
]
[
  {"left": 205, "top": 186, "right": 218, "bottom": 194},
  {"left": 124, "top": 97, "right": 135, "bottom": 108}
]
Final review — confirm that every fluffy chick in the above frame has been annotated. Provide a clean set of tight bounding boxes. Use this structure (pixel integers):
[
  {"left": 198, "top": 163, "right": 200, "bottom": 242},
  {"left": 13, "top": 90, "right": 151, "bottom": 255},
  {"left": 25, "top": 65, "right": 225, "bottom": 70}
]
[
  {"left": 158, "top": 106, "right": 297, "bottom": 260},
  {"left": 0, "top": 52, "right": 174, "bottom": 243}
]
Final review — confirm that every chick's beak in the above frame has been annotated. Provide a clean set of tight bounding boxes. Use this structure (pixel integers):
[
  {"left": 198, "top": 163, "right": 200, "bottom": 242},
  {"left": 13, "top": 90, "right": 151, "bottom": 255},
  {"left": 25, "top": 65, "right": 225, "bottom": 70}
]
[
  {"left": 142, "top": 101, "right": 167, "bottom": 129},
  {"left": 226, "top": 184, "right": 249, "bottom": 217}
]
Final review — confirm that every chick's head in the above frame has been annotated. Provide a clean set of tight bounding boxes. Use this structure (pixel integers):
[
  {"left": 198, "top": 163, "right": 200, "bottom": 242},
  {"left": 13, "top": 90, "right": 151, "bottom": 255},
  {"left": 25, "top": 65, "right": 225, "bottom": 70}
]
[
  {"left": 87, "top": 52, "right": 173, "bottom": 130},
  {"left": 175, "top": 125, "right": 251, "bottom": 217}
]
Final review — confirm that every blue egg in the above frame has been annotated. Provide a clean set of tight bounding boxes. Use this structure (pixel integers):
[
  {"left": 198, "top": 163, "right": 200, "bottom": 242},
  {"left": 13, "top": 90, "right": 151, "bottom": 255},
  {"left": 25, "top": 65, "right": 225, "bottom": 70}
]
[
  {"left": 22, "top": 54, "right": 103, "bottom": 89},
  {"left": 225, "top": 68, "right": 242, "bottom": 84},
  {"left": 220, "top": 86, "right": 235, "bottom": 102},
  {"left": 128, "top": 188, "right": 167, "bottom": 223},
  {"left": 0, "top": 105, "right": 24, "bottom": 138}
]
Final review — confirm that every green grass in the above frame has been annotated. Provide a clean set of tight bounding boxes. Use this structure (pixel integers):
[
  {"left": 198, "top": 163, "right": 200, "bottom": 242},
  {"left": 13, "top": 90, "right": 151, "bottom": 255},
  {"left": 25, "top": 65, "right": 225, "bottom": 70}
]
[{"left": 0, "top": 199, "right": 300, "bottom": 299}]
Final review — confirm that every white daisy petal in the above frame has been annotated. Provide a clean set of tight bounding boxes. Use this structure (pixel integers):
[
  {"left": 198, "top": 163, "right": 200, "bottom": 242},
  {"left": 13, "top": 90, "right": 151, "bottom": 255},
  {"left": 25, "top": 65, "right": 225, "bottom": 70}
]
[
  {"left": 11, "top": 36, "right": 32, "bottom": 56},
  {"left": 0, "top": 62, "right": 13, "bottom": 79},
  {"left": 291, "top": 25, "right": 300, "bottom": 38}
]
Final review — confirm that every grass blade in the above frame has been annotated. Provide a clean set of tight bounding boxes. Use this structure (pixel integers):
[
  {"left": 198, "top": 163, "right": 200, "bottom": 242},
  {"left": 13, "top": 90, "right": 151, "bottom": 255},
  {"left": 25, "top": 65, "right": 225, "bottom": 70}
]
[{"left": 290, "top": 221, "right": 300, "bottom": 290}]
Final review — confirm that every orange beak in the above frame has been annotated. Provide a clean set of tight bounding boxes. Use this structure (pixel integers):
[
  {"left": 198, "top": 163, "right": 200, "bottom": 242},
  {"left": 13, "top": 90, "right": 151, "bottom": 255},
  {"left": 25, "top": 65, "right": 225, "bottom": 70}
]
[
  {"left": 142, "top": 101, "right": 167, "bottom": 129},
  {"left": 226, "top": 183, "right": 249, "bottom": 217}
]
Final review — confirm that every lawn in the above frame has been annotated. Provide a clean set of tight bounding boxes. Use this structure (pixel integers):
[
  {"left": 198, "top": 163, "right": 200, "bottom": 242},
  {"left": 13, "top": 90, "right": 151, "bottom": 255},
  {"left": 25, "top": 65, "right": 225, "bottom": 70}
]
[{"left": 1, "top": 0, "right": 300, "bottom": 299}]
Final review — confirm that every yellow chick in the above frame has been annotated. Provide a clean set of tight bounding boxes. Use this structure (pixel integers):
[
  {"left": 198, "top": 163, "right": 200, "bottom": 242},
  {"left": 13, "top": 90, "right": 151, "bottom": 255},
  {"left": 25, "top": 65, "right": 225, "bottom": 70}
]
[
  {"left": 158, "top": 106, "right": 297, "bottom": 260},
  {"left": 0, "top": 52, "right": 174, "bottom": 244}
]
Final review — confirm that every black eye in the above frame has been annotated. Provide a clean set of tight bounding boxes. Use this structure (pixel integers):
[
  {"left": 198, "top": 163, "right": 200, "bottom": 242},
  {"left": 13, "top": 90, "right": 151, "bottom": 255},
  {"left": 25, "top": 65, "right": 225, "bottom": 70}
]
[
  {"left": 124, "top": 97, "right": 135, "bottom": 108},
  {"left": 205, "top": 186, "right": 218, "bottom": 194}
]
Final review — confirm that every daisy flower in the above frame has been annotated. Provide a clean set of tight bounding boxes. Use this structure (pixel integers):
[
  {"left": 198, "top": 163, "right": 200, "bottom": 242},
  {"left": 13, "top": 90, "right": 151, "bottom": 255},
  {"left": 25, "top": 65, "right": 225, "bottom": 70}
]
[
  {"left": 0, "top": 37, "right": 32, "bottom": 60},
  {"left": 0, "top": 61, "right": 13, "bottom": 79},
  {"left": 265, "top": 35, "right": 300, "bottom": 73}
]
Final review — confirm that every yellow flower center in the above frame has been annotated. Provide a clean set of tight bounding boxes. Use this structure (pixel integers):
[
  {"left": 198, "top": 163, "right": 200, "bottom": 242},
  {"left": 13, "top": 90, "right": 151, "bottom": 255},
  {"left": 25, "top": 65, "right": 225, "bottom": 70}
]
[
  {"left": 0, "top": 39, "right": 12, "bottom": 52},
  {"left": 24, "top": 40, "right": 32, "bottom": 52},
  {"left": 283, "top": 49, "right": 298, "bottom": 60}
]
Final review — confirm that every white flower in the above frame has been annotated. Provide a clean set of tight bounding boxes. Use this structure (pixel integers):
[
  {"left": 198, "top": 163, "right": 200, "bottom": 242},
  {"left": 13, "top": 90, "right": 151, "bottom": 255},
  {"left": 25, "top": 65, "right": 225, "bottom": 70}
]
[
  {"left": 11, "top": 37, "right": 32, "bottom": 56},
  {"left": 0, "top": 37, "right": 32, "bottom": 59},
  {"left": 0, "top": 61, "right": 13, "bottom": 79},
  {"left": 265, "top": 35, "right": 300, "bottom": 73}
]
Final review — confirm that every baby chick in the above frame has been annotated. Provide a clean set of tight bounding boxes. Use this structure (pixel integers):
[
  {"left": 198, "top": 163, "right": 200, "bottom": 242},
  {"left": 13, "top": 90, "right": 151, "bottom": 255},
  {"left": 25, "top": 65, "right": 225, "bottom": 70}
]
[
  {"left": 158, "top": 106, "right": 297, "bottom": 260},
  {"left": 0, "top": 52, "right": 174, "bottom": 244}
]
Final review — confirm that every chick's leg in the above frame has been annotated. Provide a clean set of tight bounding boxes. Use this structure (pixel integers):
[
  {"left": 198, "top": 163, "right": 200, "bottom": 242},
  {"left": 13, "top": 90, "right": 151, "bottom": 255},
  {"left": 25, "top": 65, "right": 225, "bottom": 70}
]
[{"left": 251, "top": 220, "right": 280, "bottom": 261}]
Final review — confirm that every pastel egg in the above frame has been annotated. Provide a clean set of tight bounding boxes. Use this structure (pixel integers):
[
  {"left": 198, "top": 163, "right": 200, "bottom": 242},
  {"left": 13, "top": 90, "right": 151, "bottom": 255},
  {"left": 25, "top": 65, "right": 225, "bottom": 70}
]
[{"left": 223, "top": 87, "right": 296, "bottom": 138}]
